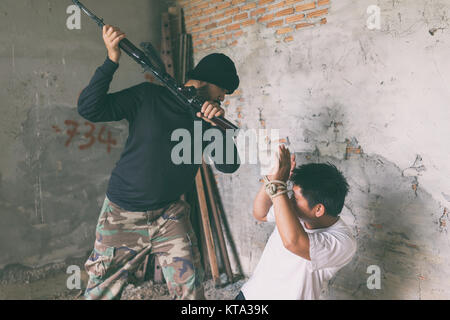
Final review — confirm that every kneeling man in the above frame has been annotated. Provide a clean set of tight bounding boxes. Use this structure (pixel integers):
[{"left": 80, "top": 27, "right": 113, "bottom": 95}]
[{"left": 237, "top": 145, "right": 356, "bottom": 300}]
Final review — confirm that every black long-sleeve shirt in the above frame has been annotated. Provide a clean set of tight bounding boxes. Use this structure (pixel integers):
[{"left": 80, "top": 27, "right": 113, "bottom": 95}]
[{"left": 77, "top": 57, "right": 240, "bottom": 211}]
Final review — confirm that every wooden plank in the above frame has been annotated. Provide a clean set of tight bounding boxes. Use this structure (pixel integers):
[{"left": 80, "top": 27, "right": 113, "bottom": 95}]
[
  {"left": 161, "top": 12, "right": 175, "bottom": 78},
  {"left": 195, "top": 170, "right": 220, "bottom": 285},
  {"left": 202, "top": 163, "right": 234, "bottom": 283}
]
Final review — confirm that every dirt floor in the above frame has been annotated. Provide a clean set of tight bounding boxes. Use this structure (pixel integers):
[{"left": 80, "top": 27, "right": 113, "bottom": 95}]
[
  {"left": 0, "top": 257, "right": 246, "bottom": 300},
  {"left": 121, "top": 274, "right": 246, "bottom": 300},
  {"left": 0, "top": 268, "right": 246, "bottom": 300}
]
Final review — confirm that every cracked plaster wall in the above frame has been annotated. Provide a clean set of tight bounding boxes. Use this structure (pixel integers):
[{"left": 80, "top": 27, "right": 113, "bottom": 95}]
[
  {"left": 0, "top": 0, "right": 164, "bottom": 270},
  {"left": 208, "top": 0, "right": 450, "bottom": 299}
]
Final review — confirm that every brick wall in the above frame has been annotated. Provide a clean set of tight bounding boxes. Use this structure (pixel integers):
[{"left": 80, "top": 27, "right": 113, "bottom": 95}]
[{"left": 174, "top": 0, "right": 331, "bottom": 53}]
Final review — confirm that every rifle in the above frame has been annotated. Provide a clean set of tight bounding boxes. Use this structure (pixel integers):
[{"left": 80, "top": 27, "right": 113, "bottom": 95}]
[{"left": 72, "top": 0, "right": 239, "bottom": 132}]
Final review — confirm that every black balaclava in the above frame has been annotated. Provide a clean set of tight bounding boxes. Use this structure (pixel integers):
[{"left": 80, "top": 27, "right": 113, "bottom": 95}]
[{"left": 187, "top": 53, "right": 240, "bottom": 94}]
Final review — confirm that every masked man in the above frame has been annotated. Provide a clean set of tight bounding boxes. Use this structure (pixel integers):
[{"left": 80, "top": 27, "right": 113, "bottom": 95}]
[{"left": 78, "top": 25, "right": 240, "bottom": 300}]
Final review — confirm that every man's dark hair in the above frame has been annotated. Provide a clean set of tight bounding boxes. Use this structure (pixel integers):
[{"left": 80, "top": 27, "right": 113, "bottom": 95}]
[{"left": 290, "top": 163, "right": 349, "bottom": 217}]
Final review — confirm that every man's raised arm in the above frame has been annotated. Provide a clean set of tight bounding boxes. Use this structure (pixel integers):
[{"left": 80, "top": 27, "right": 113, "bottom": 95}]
[{"left": 77, "top": 25, "right": 146, "bottom": 123}]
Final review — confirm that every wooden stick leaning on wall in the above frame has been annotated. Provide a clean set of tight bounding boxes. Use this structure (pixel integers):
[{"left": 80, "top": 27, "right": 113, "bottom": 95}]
[
  {"left": 195, "top": 169, "right": 221, "bottom": 287},
  {"left": 201, "top": 164, "right": 234, "bottom": 283}
]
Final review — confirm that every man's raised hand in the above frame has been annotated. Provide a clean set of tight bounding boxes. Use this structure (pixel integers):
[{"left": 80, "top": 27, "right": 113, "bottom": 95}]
[
  {"left": 270, "top": 145, "right": 292, "bottom": 182},
  {"left": 103, "top": 25, "right": 126, "bottom": 64}
]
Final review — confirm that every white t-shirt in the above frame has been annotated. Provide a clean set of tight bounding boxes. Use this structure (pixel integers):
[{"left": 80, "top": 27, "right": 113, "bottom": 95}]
[{"left": 241, "top": 206, "right": 357, "bottom": 300}]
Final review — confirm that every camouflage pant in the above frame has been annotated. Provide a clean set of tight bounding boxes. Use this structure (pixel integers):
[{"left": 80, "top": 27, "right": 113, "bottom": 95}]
[{"left": 84, "top": 196, "right": 205, "bottom": 300}]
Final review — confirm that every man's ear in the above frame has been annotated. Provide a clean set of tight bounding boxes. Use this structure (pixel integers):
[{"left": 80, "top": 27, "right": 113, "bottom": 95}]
[{"left": 314, "top": 204, "right": 325, "bottom": 218}]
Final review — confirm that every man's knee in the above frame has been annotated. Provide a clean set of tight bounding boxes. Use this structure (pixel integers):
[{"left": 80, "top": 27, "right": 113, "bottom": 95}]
[{"left": 157, "top": 234, "right": 205, "bottom": 299}]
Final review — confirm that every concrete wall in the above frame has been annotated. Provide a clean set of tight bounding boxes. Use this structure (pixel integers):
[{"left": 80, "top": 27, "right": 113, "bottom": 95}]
[
  {"left": 0, "top": 0, "right": 166, "bottom": 269},
  {"left": 175, "top": 0, "right": 450, "bottom": 299},
  {"left": 2, "top": 0, "right": 450, "bottom": 300}
]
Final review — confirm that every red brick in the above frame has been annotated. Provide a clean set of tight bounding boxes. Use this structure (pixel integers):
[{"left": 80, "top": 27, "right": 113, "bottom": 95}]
[
  {"left": 195, "top": 2, "right": 210, "bottom": 10},
  {"left": 318, "top": 0, "right": 330, "bottom": 6},
  {"left": 217, "top": 2, "right": 232, "bottom": 10},
  {"left": 285, "top": 13, "right": 304, "bottom": 23},
  {"left": 267, "top": 19, "right": 283, "bottom": 27},
  {"left": 186, "top": 20, "right": 199, "bottom": 27},
  {"left": 213, "top": 12, "right": 225, "bottom": 20},
  {"left": 242, "top": 3, "right": 257, "bottom": 10},
  {"left": 226, "top": 23, "right": 241, "bottom": 31},
  {"left": 234, "top": 30, "right": 244, "bottom": 37},
  {"left": 268, "top": 1, "right": 286, "bottom": 11},
  {"left": 234, "top": 12, "right": 248, "bottom": 21},
  {"left": 307, "top": 8, "right": 328, "bottom": 18},
  {"left": 295, "top": 2, "right": 316, "bottom": 12},
  {"left": 198, "top": 32, "right": 210, "bottom": 38},
  {"left": 199, "top": 17, "right": 211, "bottom": 24},
  {"left": 225, "top": 7, "right": 240, "bottom": 16},
  {"left": 285, "top": 0, "right": 303, "bottom": 5},
  {"left": 275, "top": 8, "right": 294, "bottom": 17},
  {"left": 218, "top": 17, "right": 233, "bottom": 26},
  {"left": 203, "top": 7, "right": 217, "bottom": 15},
  {"left": 257, "top": 13, "right": 274, "bottom": 22},
  {"left": 232, "top": 0, "right": 246, "bottom": 4},
  {"left": 251, "top": 8, "right": 267, "bottom": 16},
  {"left": 218, "top": 34, "right": 233, "bottom": 40},
  {"left": 205, "top": 22, "right": 217, "bottom": 29},
  {"left": 284, "top": 35, "right": 294, "bottom": 42},
  {"left": 193, "top": 39, "right": 204, "bottom": 46},
  {"left": 258, "top": 0, "right": 275, "bottom": 5},
  {"left": 188, "top": 0, "right": 204, "bottom": 6},
  {"left": 296, "top": 22, "right": 313, "bottom": 29},
  {"left": 191, "top": 10, "right": 203, "bottom": 18},
  {"left": 346, "top": 147, "right": 362, "bottom": 154},
  {"left": 320, "top": 17, "right": 327, "bottom": 24},
  {"left": 206, "top": 37, "right": 218, "bottom": 43},
  {"left": 211, "top": 28, "right": 226, "bottom": 35},
  {"left": 276, "top": 27, "right": 293, "bottom": 34},
  {"left": 241, "top": 19, "right": 256, "bottom": 27},
  {"left": 191, "top": 26, "right": 205, "bottom": 33}
]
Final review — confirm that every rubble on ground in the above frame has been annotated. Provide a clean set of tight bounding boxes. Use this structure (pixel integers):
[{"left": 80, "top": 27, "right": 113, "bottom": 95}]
[{"left": 121, "top": 274, "right": 246, "bottom": 300}]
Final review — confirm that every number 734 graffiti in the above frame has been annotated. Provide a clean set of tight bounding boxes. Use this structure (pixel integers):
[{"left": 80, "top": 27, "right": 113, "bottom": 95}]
[{"left": 52, "top": 120, "right": 117, "bottom": 153}]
